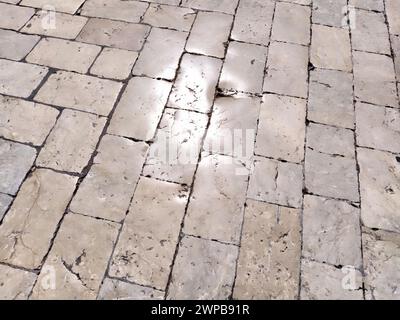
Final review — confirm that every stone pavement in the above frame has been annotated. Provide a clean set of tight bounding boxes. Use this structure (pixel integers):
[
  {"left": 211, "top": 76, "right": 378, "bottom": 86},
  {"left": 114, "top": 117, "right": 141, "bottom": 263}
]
[{"left": 0, "top": 0, "right": 399, "bottom": 300}]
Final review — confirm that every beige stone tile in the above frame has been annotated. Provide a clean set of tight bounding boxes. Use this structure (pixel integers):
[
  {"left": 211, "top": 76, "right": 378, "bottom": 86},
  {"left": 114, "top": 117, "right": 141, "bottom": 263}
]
[
  {"left": 168, "top": 54, "right": 222, "bottom": 113},
  {"left": 0, "top": 140, "right": 36, "bottom": 195},
  {"left": 0, "top": 3, "right": 35, "bottom": 30},
  {"left": 181, "top": 0, "right": 239, "bottom": 14},
  {"left": 0, "top": 193, "right": 12, "bottom": 221},
  {"left": 203, "top": 96, "right": 260, "bottom": 159},
  {"left": 22, "top": 11, "right": 88, "bottom": 39},
  {"left": 0, "top": 95, "right": 59, "bottom": 146},
  {"left": 349, "top": 0, "right": 384, "bottom": 11},
  {"left": 77, "top": 18, "right": 150, "bottom": 51},
  {"left": 311, "top": 24, "right": 352, "bottom": 72},
  {"left": 183, "top": 154, "right": 249, "bottom": 244},
  {"left": 247, "top": 156, "right": 303, "bottom": 208},
  {"left": 312, "top": 0, "right": 347, "bottom": 28},
  {"left": 219, "top": 41, "right": 267, "bottom": 94},
  {"left": 109, "top": 177, "right": 189, "bottom": 290},
  {"left": 392, "top": 35, "right": 400, "bottom": 79},
  {"left": 143, "top": 4, "right": 196, "bottom": 32},
  {"left": 0, "top": 169, "right": 77, "bottom": 269},
  {"left": 31, "top": 213, "right": 119, "bottom": 299},
  {"left": 36, "top": 110, "right": 106, "bottom": 173},
  {"left": 133, "top": 28, "right": 187, "bottom": 80},
  {"left": 303, "top": 195, "right": 362, "bottom": 267},
  {"left": 143, "top": 108, "right": 208, "bottom": 184},
  {"left": 300, "top": 260, "right": 363, "bottom": 300},
  {"left": 255, "top": 94, "right": 306, "bottom": 163},
  {"left": 98, "top": 278, "right": 164, "bottom": 300},
  {"left": 363, "top": 230, "right": 400, "bottom": 300},
  {"left": 271, "top": 1, "right": 311, "bottom": 45},
  {"left": 0, "top": 29, "right": 39, "bottom": 61},
  {"left": 386, "top": 0, "right": 400, "bottom": 35},
  {"left": 233, "top": 199, "right": 301, "bottom": 299},
  {"left": 26, "top": 38, "right": 101, "bottom": 73},
  {"left": 0, "top": 59, "right": 48, "bottom": 98},
  {"left": 147, "top": 0, "right": 179, "bottom": 4},
  {"left": 358, "top": 148, "right": 400, "bottom": 233},
  {"left": 34, "top": 71, "right": 122, "bottom": 116},
  {"left": 90, "top": 48, "right": 138, "bottom": 80},
  {"left": 167, "top": 236, "right": 238, "bottom": 299},
  {"left": 108, "top": 77, "right": 171, "bottom": 141},
  {"left": 264, "top": 41, "right": 308, "bottom": 98},
  {"left": 186, "top": 11, "right": 232, "bottom": 58},
  {"left": 308, "top": 69, "right": 354, "bottom": 129},
  {"left": 0, "top": 265, "right": 36, "bottom": 300},
  {"left": 356, "top": 102, "right": 400, "bottom": 154},
  {"left": 353, "top": 51, "right": 398, "bottom": 107},
  {"left": 231, "top": 0, "right": 274, "bottom": 46},
  {"left": 70, "top": 135, "right": 148, "bottom": 222},
  {"left": 20, "top": 0, "right": 85, "bottom": 14},
  {"left": 81, "top": 0, "right": 148, "bottom": 23}
]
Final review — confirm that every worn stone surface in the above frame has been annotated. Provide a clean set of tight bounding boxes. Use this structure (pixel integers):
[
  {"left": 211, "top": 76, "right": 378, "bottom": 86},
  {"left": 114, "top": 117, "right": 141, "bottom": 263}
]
[
  {"left": 233, "top": 199, "right": 301, "bottom": 299},
  {"left": 133, "top": 28, "right": 187, "bottom": 80},
  {"left": 70, "top": 135, "right": 148, "bottom": 222},
  {"left": 167, "top": 236, "right": 238, "bottom": 300},
  {"left": 247, "top": 156, "right": 303, "bottom": 208},
  {"left": 143, "top": 109, "right": 208, "bottom": 184},
  {"left": 255, "top": 94, "right": 306, "bottom": 163},
  {"left": 0, "top": 169, "right": 77, "bottom": 269},
  {"left": 0, "top": 95, "right": 59, "bottom": 146},
  {"left": 349, "top": 0, "right": 384, "bottom": 11},
  {"left": 0, "top": 139, "right": 36, "bottom": 195},
  {"left": 35, "top": 71, "right": 122, "bottom": 116},
  {"left": 20, "top": 0, "right": 85, "bottom": 14},
  {"left": 183, "top": 154, "right": 249, "bottom": 244},
  {"left": 0, "top": 3, "right": 35, "bottom": 30},
  {"left": 313, "top": 0, "right": 347, "bottom": 28},
  {"left": 0, "top": 193, "right": 12, "bottom": 221},
  {"left": 386, "top": 0, "right": 400, "bottom": 35},
  {"left": 108, "top": 77, "right": 172, "bottom": 140},
  {"left": 98, "top": 278, "right": 164, "bottom": 300},
  {"left": 36, "top": 110, "right": 106, "bottom": 173},
  {"left": 0, "top": 29, "right": 39, "bottom": 61},
  {"left": 0, "top": 59, "right": 48, "bottom": 98},
  {"left": 358, "top": 148, "right": 400, "bottom": 233},
  {"left": 110, "top": 177, "right": 188, "bottom": 290},
  {"left": 31, "top": 213, "right": 119, "bottom": 299},
  {"left": 393, "top": 35, "right": 400, "bottom": 79},
  {"left": 0, "top": 264, "right": 37, "bottom": 300},
  {"left": 181, "top": 0, "right": 239, "bottom": 14}
]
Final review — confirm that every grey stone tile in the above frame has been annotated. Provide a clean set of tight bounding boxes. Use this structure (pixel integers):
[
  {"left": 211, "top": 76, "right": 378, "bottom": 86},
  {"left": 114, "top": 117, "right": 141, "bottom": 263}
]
[
  {"left": 98, "top": 278, "right": 164, "bottom": 300},
  {"left": 0, "top": 3, "right": 35, "bottom": 30},
  {"left": 0, "top": 29, "right": 39, "bottom": 61},
  {"left": 0, "top": 265, "right": 36, "bottom": 300}
]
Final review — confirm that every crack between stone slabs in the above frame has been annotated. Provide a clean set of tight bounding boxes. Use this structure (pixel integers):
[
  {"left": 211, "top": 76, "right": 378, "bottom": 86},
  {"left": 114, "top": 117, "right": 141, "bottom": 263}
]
[
  {"left": 183, "top": 232, "right": 241, "bottom": 248},
  {"left": 106, "top": 274, "right": 166, "bottom": 294},
  {"left": 0, "top": 261, "right": 39, "bottom": 275}
]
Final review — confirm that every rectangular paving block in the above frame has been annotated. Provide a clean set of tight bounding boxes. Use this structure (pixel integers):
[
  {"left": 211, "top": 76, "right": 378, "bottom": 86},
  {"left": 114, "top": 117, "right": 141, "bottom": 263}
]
[
  {"left": 312, "top": 0, "right": 347, "bottom": 28},
  {"left": 203, "top": 96, "right": 260, "bottom": 159},
  {"left": 386, "top": 0, "right": 400, "bottom": 35},
  {"left": 255, "top": 94, "right": 306, "bottom": 163},
  {"left": 231, "top": 0, "right": 274, "bottom": 46},
  {"left": 98, "top": 278, "right": 164, "bottom": 300},
  {"left": 77, "top": 18, "right": 150, "bottom": 51},
  {"left": 0, "top": 3, "right": 35, "bottom": 30},
  {"left": 186, "top": 11, "right": 233, "bottom": 58},
  {"left": 271, "top": 1, "right": 311, "bottom": 45},
  {"left": 20, "top": 0, "right": 85, "bottom": 14},
  {"left": 109, "top": 177, "right": 189, "bottom": 290},
  {"left": 26, "top": 38, "right": 101, "bottom": 73},
  {"left": 303, "top": 195, "right": 362, "bottom": 268},
  {"left": 0, "top": 265, "right": 37, "bottom": 300},
  {"left": 183, "top": 154, "right": 249, "bottom": 244},
  {"left": 168, "top": 54, "right": 222, "bottom": 113},
  {"left": 31, "top": 213, "right": 119, "bottom": 299},
  {"left": 22, "top": 11, "right": 88, "bottom": 39},
  {"left": 247, "top": 156, "right": 303, "bottom": 208},
  {"left": 219, "top": 41, "right": 267, "bottom": 94},
  {"left": 181, "top": 0, "right": 239, "bottom": 14},
  {"left": 70, "top": 135, "right": 148, "bottom": 222},
  {"left": 143, "top": 108, "right": 208, "bottom": 184},
  {"left": 143, "top": 4, "right": 196, "bottom": 32},
  {"left": 358, "top": 148, "right": 400, "bottom": 233},
  {"left": 0, "top": 95, "right": 59, "bottom": 146},
  {"left": 132, "top": 28, "right": 187, "bottom": 80},
  {"left": 34, "top": 71, "right": 122, "bottom": 116},
  {"left": 167, "top": 236, "right": 238, "bottom": 299},
  {"left": 108, "top": 77, "right": 171, "bottom": 141},
  {"left": 308, "top": 69, "right": 354, "bottom": 129},
  {"left": 0, "top": 29, "right": 39, "bottom": 61},
  {"left": 0, "top": 193, "right": 12, "bottom": 221},
  {"left": 0, "top": 169, "right": 77, "bottom": 269},
  {"left": 0, "top": 139, "right": 36, "bottom": 195},
  {"left": 36, "top": 110, "right": 106, "bottom": 173},
  {"left": 81, "top": 0, "right": 148, "bottom": 23},
  {"left": 0, "top": 59, "right": 48, "bottom": 98},
  {"left": 264, "top": 41, "right": 308, "bottom": 98},
  {"left": 349, "top": 0, "right": 384, "bottom": 11},
  {"left": 233, "top": 199, "right": 301, "bottom": 299}
]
